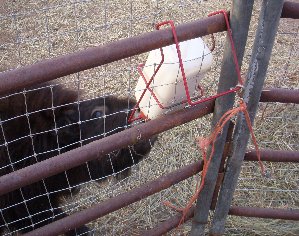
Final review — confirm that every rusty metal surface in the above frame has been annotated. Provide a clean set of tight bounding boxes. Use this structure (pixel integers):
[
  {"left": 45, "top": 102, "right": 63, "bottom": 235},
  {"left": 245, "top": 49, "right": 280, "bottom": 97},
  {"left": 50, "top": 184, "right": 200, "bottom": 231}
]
[
  {"left": 144, "top": 208, "right": 195, "bottom": 236},
  {"left": 0, "top": 2, "right": 296, "bottom": 234},
  {"left": 142, "top": 206, "right": 195, "bottom": 236},
  {"left": 210, "top": 1, "right": 285, "bottom": 234},
  {"left": 24, "top": 161, "right": 204, "bottom": 236},
  {"left": 0, "top": 1, "right": 296, "bottom": 97},
  {"left": 0, "top": 100, "right": 214, "bottom": 196},
  {"left": 228, "top": 207, "right": 299, "bottom": 221},
  {"left": 0, "top": 87, "right": 290, "bottom": 196},
  {"left": 141, "top": 149, "right": 299, "bottom": 236},
  {"left": 190, "top": 1, "right": 255, "bottom": 235},
  {"left": 32, "top": 157, "right": 299, "bottom": 236},
  {"left": 142, "top": 205, "right": 299, "bottom": 236},
  {"left": 210, "top": 173, "right": 225, "bottom": 211},
  {"left": 260, "top": 88, "right": 299, "bottom": 104},
  {"left": 281, "top": 1, "right": 299, "bottom": 19},
  {"left": 0, "top": 14, "right": 227, "bottom": 96},
  {"left": 244, "top": 149, "right": 299, "bottom": 162},
  {"left": 210, "top": 122, "right": 234, "bottom": 210}
]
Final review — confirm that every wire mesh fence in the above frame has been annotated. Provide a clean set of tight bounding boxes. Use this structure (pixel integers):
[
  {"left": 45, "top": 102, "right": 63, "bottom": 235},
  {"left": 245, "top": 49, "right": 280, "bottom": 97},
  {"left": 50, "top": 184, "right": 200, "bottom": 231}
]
[
  {"left": 0, "top": 0, "right": 298, "bottom": 235},
  {"left": 226, "top": 2, "right": 299, "bottom": 235}
]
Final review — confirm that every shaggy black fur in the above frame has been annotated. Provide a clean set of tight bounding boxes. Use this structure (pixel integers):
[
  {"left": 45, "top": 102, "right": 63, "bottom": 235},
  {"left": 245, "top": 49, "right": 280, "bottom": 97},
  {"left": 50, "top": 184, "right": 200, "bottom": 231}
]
[{"left": 0, "top": 84, "right": 154, "bottom": 235}]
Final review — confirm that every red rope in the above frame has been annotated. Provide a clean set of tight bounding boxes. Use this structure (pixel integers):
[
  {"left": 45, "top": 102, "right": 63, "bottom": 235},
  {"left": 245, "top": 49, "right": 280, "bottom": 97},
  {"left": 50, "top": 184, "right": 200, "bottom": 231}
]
[
  {"left": 164, "top": 99, "right": 265, "bottom": 226},
  {"left": 208, "top": 10, "right": 244, "bottom": 86}
]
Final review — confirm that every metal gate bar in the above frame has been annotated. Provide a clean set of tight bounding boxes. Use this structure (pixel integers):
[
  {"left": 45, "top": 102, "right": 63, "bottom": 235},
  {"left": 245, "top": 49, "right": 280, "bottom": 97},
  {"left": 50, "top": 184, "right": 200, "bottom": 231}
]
[
  {"left": 210, "top": 1, "right": 285, "bottom": 235},
  {"left": 24, "top": 149, "right": 299, "bottom": 236},
  {"left": 0, "top": 0, "right": 296, "bottom": 96},
  {"left": 190, "top": 1, "right": 255, "bottom": 235},
  {"left": 281, "top": 1, "right": 299, "bottom": 19},
  {"left": 142, "top": 206, "right": 299, "bottom": 236},
  {"left": 0, "top": 99, "right": 214, "bottom": 196},
  {"left": 24, "top": 161, "right": 205, "bottom": 236},
  {"left": 0, "top": 86, "right": 294, "bottom": 197},
  {"left": 260, "top": 88, "right": 299, "bottom": 104},
  {"left": 0, "top": 1, "right": 297, "bottom": 235},
  {"left": 244, "top": 149, "right": 299, "bottom": 163},
  {"left": 0, "top": 14, "right": 227, "bottom": 96}
]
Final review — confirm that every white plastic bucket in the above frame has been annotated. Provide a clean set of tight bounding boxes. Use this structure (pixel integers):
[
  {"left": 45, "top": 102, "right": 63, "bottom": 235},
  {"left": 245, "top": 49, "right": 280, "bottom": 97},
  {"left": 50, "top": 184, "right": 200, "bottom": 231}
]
[{"left": 135, "top": 37, "right": 213, "bottom": 120}]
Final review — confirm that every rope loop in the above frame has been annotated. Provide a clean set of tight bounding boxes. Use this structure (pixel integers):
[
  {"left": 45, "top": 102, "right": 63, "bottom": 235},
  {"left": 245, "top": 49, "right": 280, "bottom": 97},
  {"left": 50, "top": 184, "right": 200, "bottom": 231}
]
[{"left": 164, "top": 98, "right": 266, "bottom": 227}]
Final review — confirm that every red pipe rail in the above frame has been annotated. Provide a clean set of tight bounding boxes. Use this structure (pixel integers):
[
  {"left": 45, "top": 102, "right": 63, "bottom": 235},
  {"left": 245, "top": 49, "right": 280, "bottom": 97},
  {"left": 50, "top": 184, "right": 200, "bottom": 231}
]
[
  {"left": 0, "top": 2, "right": 297, "bottom": 235},
  {"left": 142, "top": 148, "right": 299, "bottom": 236},
  {"left": 228, "top": 207, "right": 299, "bottom": 221},
  {"left": 142, "top": 206, "right": 299, "bottom": 236},
  {"left": 142, "top": 206, "right": 196, "bottom": 236},
  {"left": 0, "top": 14, "right": 227, "bottom": 96},
  {"left": 0, "top": 100, "right": 215, "bottom": 196},
  {"left": 260, "top": 88, "right": 299, "bottom": 104},
  {"left": 281, "top": 1, "right": 299, "bottom": 19},
  {"left": 0, "top": 0, "right": 296, "bottom": 96},
  {"left": 245, "top": 149, "right": 299, "bottom": 162},
  {"left": 0, "top": 88, "right": 296, "bottom": 197},
  {"left": 24, "top": 161, "right": 204, "bottom": 236},
  {"left": 24, "top": 149, "right": 299, "bottom": 236}
]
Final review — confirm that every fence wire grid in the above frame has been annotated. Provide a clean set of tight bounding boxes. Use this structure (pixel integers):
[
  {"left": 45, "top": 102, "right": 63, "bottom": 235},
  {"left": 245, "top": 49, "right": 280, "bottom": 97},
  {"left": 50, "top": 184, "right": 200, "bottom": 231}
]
[{"left": 0, "top": 0, "right": 298, "bottom": 235}]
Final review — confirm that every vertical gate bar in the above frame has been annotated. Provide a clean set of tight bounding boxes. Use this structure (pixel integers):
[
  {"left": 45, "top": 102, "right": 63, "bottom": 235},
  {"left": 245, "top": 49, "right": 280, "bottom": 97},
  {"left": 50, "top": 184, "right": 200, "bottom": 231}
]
[
  {"left": 210, "top": 1, "right": 284, "bottom": 235},
  {"left": 210, "top": 122, "right": 234, "bottom": 211},
  {"left": 190, "top": 1, "right": 254, "bottom": 235}
]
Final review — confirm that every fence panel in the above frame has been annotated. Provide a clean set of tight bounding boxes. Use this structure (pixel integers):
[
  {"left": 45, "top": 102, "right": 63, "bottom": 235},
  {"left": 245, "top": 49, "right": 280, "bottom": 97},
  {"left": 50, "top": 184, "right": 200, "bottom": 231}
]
[{"left": 0, "top": 1, "right": 298, "bottom": 235}]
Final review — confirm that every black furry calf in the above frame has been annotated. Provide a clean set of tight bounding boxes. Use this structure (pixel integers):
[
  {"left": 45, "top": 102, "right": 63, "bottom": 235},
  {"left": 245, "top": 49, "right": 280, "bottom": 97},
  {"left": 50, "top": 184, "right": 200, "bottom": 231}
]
[{"left": 0, "top": 84, "right": 155, "bottom": 235}]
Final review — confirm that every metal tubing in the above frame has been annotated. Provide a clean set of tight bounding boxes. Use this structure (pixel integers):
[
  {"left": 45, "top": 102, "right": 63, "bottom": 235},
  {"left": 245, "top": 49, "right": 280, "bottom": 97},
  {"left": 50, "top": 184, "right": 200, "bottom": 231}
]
[
  {"left": 210, "top": 1, "right": 285, "bottom": 235},
  {"left": 24, "top": 161, "right": 204, "bottom": 236},
  {"left": 18, "top": 148, "right": 298, "bottom": 235},
  {"left": 190, "top": 1, "right": 255, "bottom": 235},
  {"left": 24, "top": 148, "right": 298, "bottom": 236},
  {"left": 142, "top": 206, "right": 195, "bottom": 236},
  {"left": 228, "top": 207, "right": 299, "bottom": 221},
  {"left": 244, "top": 149, "right": 299, "bottom": 163},
  {"left": 0, "top": 1, "right": 295, "bottom": 97},
  {"left": 210, "top": 122, "right": 234, "bottom": 211},
  {"left": 281, "top": 1, "right": 299, "bottom": 19},
  {"left": 0, "top": 87, "right": 290, "bottom": 196},
  {"left": 260, "top": 88, "right": 299, "bottom": 104},
  {"left": 0, "top": 100, "right": 214, "bottom": 196},
  {"left": 142, "top": 206, "right": 299, "bottom": 236},
  {"left": 0, "top": 14, "right": 227, "bottom": 96}
]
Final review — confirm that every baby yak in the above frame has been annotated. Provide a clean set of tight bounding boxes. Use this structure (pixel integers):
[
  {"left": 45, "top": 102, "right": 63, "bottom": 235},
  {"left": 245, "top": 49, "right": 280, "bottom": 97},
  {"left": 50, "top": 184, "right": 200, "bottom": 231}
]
[{"left": 0, "top": 84, "right": 154, "bottom": 235}]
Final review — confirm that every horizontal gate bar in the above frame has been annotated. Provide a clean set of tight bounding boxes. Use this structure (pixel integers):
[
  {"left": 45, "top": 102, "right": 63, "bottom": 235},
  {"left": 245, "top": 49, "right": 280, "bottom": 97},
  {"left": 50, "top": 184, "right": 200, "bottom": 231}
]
[
  {"left": 0, "top": 14, "right": 227, "bottom": 96},
  {"left": 260, "top": 88, "right": 299, "bottom": 104},
  {"left": 281, "top": 1, "right": 299, "bottom": 19},
  {"left": 245, "top": 149, "right": 299, "bottom": 162},
  {"left": 0, "top": 1, "right": 295, "bottom": 97},
  {"left": 0, "top": 100, "right": 214, "bottom": 196},
  {"left": 24, "top": 161, "right": 204, "bottom": 236},
  {"left": 24, "top": 147, "right": 297, "bottom": 236},
  {"left": 142, "top": 206, "right": 196, "bottom": 236},
  {"left": 0, "top": 87, "right": 295, "bottom": 196},
  {"left": 228, "top": 206, "right": 299, "bottom": 221},
  {"left": 142, "top": 206, "right": 299, "bottom": 236},
  {"left": 0, "top": 2, "right": 296, "bottom": 234}
]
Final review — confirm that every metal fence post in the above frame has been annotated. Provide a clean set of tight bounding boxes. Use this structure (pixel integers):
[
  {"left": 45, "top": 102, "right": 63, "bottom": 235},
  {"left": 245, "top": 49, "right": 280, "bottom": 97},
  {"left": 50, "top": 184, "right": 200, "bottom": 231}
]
[
  {"left": 210, "top": 0, "right": 284, "bottom": 235},
  {"left": 190, "top": 1, "right": 254, "bottom": 235}
]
